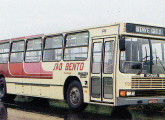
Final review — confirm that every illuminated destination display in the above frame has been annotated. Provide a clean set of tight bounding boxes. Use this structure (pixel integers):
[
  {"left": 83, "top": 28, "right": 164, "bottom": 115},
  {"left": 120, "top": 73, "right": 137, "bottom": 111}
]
[{"left": 126, "top": 23, "right": 165, "bottom": 36}]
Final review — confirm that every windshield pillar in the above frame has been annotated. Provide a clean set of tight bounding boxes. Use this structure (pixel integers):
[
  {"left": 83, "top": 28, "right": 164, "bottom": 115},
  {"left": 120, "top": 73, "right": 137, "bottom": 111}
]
[{"left": 149, "top": 39, "right": 153, "bottom": 74}]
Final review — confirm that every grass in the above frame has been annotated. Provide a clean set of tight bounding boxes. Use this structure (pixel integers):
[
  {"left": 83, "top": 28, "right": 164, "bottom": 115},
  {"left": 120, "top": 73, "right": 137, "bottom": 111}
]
[
  {"left": 6, "top": 96, "right": 165, "bottom": 120},
  {"left": 15, "top": 96, "right": 112, "bottom": 115},
  {"left": 14, "top": 96, "right": 165, "bottom": 116},
  {"left": 49, "top": 100, "right": 112, "bottom": 114}
]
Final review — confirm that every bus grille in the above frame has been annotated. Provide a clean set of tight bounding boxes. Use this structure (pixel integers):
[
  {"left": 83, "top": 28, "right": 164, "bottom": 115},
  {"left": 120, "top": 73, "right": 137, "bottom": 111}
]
[{"left": 132, "top": 77, "right": 165, "bottom": 89}]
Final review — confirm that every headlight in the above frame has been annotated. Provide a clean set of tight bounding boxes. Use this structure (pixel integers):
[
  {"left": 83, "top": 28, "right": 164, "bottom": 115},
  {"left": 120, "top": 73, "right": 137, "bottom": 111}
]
[
  {"left": 126, "top": 91, "right": 135, "bottom": 96},
  {"left": 120, "top": 90, "right": 135, "bottom": 97}
]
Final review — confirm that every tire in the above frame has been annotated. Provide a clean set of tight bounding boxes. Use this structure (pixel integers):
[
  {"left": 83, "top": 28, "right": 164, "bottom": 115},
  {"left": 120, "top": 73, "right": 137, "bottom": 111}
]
[
  {"left": 0, "top": 77, "right": 16, "bottom": 101},
  {"left": 0, "top": 78, "right": 6, "bottom": 100},
  {"left": 67, "top": 81, "right": 88, "bottom": 111}
]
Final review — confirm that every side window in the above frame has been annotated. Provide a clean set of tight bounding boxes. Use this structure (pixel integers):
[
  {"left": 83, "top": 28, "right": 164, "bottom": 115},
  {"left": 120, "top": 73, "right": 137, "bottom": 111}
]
[
  {"left": 10, "top": 41, "right": 25, "bottom": 63},
  {"left": 43, "top": 35, "right": 63, "bottom": 61},
  {"left": 25, "top": 38, "right": 42, "bottom": 62},
  {"left": 0, "top": 42, "right": 10, "bottom": 63},
  {"left": 64, "top": 32, "right": 89, "bottom": 60},
  {"left": 104, "top": 41, "right": 114, "bottom": 73}
]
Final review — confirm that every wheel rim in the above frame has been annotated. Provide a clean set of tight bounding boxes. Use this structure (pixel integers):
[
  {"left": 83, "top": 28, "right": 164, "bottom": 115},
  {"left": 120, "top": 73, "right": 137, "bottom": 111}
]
[
  {"left": 0, "top": 82, "right": 5, "bottom": 98},
  {"left": 70, "top": 87, "right": 80, "bottom": 105}
]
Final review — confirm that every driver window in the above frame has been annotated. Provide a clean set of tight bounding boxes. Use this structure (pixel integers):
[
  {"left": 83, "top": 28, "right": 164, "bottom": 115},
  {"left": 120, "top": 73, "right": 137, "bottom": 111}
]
[{"left": 120, "top": 37, "right": 150, "bottom": 73}]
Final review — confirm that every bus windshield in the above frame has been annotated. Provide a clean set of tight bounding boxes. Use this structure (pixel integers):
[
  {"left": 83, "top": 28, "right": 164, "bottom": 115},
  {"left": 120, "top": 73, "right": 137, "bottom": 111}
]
[{"left": 120, "top": 37, "right": 165, "bottom": 74}]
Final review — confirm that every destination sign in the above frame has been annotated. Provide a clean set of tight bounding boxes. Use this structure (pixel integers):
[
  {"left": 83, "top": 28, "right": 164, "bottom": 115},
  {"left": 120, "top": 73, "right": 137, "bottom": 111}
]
[{"left": 126, "top": 23, "right": 165, "bottom": 36}]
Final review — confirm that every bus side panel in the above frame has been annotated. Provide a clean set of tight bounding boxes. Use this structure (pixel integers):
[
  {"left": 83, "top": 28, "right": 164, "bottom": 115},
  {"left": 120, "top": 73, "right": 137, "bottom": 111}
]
[
  {"left": 5, "top": 78, "right": 23, "bottom": 95},
  {"left": 42, "top": 86, "right": 63, "bottom": 99},
  {"left": 60, "top": 60, "right": 90, "bottom": 103},
  {"left": 41, "top": 62, "right": 63, "bottom": 100},
  {"left": 6, "top": 83, "right": 15, "bottom": 94},
  {"left": 42, "top": 60, "right": 90, "bottom": 101}
]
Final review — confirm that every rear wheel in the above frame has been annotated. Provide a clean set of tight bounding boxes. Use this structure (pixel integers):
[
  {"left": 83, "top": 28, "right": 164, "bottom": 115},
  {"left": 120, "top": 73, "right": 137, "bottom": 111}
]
[
  {"left": 67, "top": 81, "right": 88, "bottom": 111},
  {"left": 0, "top": 78, "right": 6, "bottom": 100},
  {"left": 0, "top": 77, "right": 16, "bottom": 101}
]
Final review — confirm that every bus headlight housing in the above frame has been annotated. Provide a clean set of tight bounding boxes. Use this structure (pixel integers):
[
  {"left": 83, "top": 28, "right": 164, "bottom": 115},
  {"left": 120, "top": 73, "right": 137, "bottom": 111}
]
[{"left": 120, "top": 90, "right": 135, "bottom": 97}]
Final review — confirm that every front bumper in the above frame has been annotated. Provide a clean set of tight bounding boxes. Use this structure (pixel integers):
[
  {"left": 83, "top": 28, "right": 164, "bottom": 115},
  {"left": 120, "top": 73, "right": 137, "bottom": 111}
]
[{"left": 117, "top": 96, "right": 165, "bottom": 106}]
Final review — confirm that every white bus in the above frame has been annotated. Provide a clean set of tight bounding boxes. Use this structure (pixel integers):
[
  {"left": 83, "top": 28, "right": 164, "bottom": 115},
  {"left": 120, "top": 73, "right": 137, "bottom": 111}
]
[{"left": 0, "top": 23, "right": 165, "bottom": 110}]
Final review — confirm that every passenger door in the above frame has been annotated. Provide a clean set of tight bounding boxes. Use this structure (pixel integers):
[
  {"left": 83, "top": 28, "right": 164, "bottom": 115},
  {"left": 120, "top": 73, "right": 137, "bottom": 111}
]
[{"left": 91, "top": 38, "right": 115, "bottom": 103}]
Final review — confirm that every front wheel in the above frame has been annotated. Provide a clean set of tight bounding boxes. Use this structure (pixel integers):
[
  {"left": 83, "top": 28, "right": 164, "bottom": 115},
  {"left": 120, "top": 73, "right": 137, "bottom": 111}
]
[{"left": 67, "top": 81, "right": 88, "bottom": 111}]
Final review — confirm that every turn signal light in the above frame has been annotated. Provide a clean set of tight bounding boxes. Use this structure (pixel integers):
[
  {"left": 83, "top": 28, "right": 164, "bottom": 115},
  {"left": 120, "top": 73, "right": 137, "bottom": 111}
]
[{"left": 120, "top": 91, "right": 126, "bottom": 97}]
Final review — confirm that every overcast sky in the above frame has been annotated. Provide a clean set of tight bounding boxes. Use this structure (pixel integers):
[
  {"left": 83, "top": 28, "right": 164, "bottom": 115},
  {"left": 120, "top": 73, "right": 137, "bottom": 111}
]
[{"left": 0, "top": 0, "right": 165, "bottom": 40}]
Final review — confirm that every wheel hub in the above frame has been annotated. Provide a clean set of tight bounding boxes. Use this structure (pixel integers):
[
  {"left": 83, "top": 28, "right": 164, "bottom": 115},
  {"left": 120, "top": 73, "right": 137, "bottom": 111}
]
[{"left": 70, "top": 87, "right": 80, "bottom": 105}]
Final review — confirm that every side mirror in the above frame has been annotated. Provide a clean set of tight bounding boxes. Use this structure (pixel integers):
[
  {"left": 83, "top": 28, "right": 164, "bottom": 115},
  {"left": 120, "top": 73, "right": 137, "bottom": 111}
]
[{"left": 119, "top": 38, "right": 125, "bottom": 51}]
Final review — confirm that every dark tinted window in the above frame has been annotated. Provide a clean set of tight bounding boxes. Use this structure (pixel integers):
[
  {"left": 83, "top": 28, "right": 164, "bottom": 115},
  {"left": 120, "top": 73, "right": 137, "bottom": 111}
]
[
  {"left": 64, "top": 32, "right": 88, "bottom": 60},
  {"left": 43, "top": 35, "right": 63, "bottom": 61},
  {"left": 25, "top": 38, "right": 42, "bottom": 62},
  {"left": 12, "top": 41, "right": 24, "bottom": 52},
  {"left": 10, "top": 41, "right": 25, "bottom": 63},
  {"left": 45, "top": 36, "right": 62, "bottom": 49},
  {"left": 66, "top": 32, "right": 88, "bottom": 47},
  {"left": 27, "top": 39, "right": 42, "bottom": 51},
  {"left": 0, "top": 42, "right": 10, "bottom": 63},
  {"left": 0, "top": 43, "right": 9, "bottom": 53}
]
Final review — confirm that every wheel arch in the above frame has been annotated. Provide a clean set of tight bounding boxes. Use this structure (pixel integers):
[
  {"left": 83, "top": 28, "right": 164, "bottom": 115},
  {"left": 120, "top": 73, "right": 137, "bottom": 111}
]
[{"left": 63, "top": 76, "right": 82, "bottom": 102}]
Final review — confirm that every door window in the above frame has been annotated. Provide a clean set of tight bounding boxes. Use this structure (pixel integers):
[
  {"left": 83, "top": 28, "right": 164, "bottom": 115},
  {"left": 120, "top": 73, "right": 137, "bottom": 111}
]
[
  {"left": 92, "top": 42, "right": 102, "bottom": 73},
  {"left": 104, "top": 41, "right": 114, "bottom": 73}
]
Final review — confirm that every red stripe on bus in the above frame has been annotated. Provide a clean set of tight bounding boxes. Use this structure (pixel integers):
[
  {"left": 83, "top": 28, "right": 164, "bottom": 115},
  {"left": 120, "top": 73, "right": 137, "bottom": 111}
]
[
  {"left": 11, "top": 37, "right": 25, "bottom": 40},
  {"left": 24, "top": 62, "right": 53, "bottom": 75},
  {"left": 7, "top": 76, "right": 53, "bottom": 79},
  {"left": 0, "top": 64, "right": 9, "bottom": 76},
  {"left": 7, "top": 62, "right": 53, "bottom": 79},
  {"left": 25, "top": 34, "right": 44, "bottom": 38},
  {"left": 0, "top": 39, "right": 10, "bottom": 42},
  {"left": 9, "top": 63, "right": 23, "bottom": 75}
]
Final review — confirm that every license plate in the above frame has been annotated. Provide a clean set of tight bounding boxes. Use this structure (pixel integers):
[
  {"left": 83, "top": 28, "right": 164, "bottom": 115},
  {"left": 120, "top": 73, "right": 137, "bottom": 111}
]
[{"left": 148, "top": 99, "right": 158, "bottom": 104}]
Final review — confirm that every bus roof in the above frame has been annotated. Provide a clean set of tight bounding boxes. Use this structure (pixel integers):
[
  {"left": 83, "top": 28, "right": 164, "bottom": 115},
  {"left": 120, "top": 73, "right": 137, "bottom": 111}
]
[{"left": 0, "top": 22, "right": 165, "bottom": 42}]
